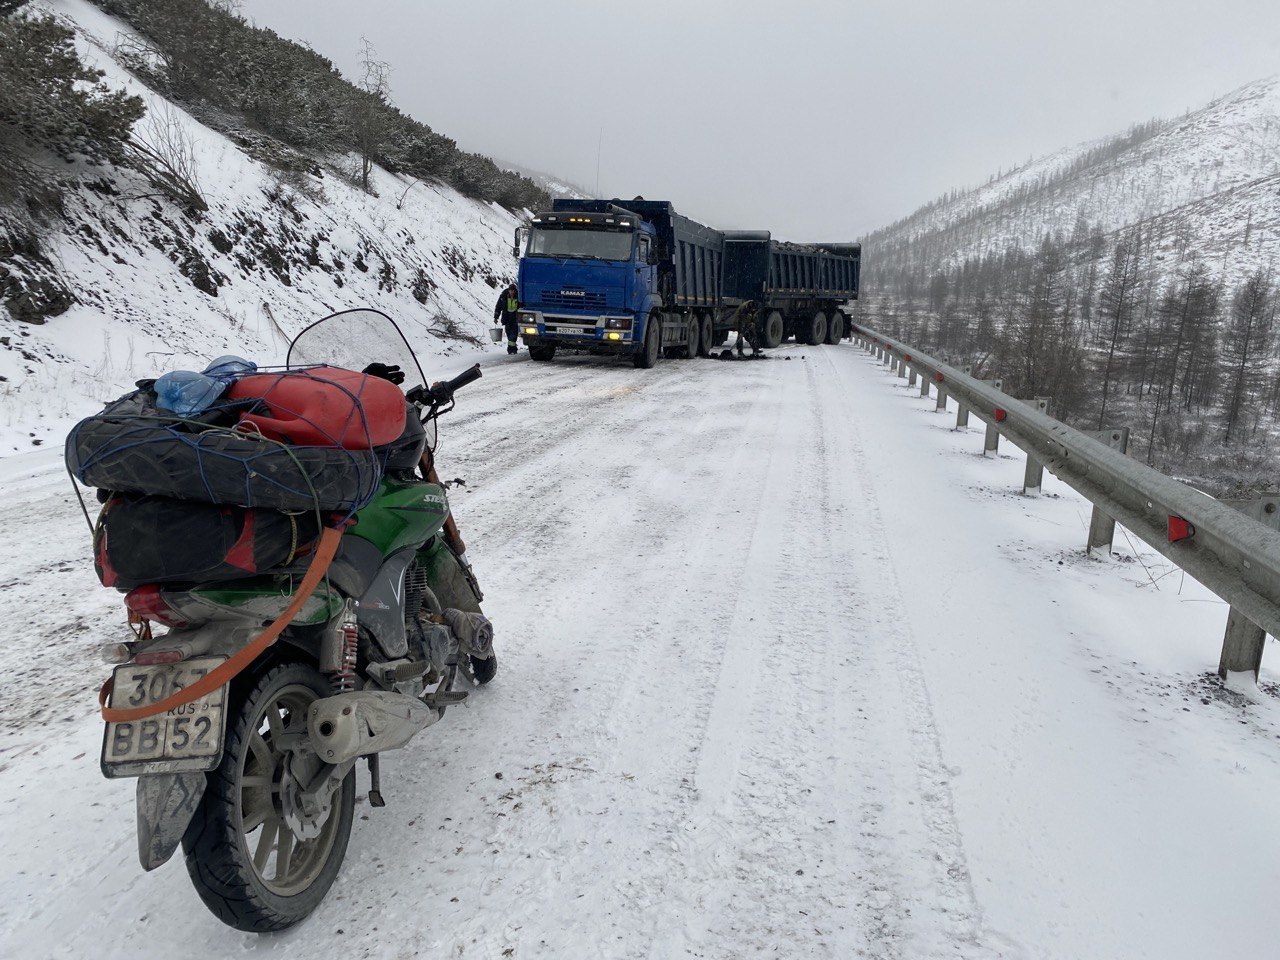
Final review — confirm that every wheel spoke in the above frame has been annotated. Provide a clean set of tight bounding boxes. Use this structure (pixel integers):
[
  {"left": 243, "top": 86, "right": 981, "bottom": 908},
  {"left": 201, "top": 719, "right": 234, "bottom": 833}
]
[
  {"left": 275, "top": 828, "right": 295, "bottom": 882},
  {"left": 265, "top": 703, "right": 285, "bottom": 741},
  {"left": 248, "top": 732, "right": 273, "bottom": 771},
  {"left": 242, "top": 795, "right": 274, "bottom": 832},
  {"left": 241, "top": 774, "right": 271, "bottom": 789},
  {"left": 253, "top": 816, "right": 280, "bottom": 872}
]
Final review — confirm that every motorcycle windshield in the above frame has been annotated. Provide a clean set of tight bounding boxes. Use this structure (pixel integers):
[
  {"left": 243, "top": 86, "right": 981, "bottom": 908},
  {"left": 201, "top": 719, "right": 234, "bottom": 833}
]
[{"left": 286, "top": 308, "right": 427, "bottom": 394}]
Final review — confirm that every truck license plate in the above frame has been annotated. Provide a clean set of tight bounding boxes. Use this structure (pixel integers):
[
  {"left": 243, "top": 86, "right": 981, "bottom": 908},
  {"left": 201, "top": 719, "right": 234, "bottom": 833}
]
[{"left": 100, "top": 657, "right": 227, "bottom": 778}]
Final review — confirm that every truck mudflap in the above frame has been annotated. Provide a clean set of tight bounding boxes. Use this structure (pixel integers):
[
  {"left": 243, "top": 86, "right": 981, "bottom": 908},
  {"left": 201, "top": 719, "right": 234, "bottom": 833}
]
[{"left": 136, "top": 771, "right": 207, "bottom": 870}]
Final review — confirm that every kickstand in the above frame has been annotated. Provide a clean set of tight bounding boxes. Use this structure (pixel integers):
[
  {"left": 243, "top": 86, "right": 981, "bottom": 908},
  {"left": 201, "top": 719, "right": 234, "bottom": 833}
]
[{"left": 366, "top": 754, "right": 386, "bottom": 808}]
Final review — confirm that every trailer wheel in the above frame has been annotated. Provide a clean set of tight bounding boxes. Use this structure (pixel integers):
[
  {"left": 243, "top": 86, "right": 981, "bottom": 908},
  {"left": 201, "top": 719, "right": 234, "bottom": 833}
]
[
  {"left": 529, "top": 343, "right": 556, "bottom": 362},
  {"left": 803, "top": 311, "right": 827, "bottom": 345},
  {"left": 698, "top": 314, "right": 714, "bottom": 357},
  {"left": 633, "top": 312, "right": 662, "bottom": 369},
  {"left": 763, "top": 310, "right": 784, "bottom": 349},
  {"left": 681, "top": 316, "right": 699, "bottom": 359},
  {"left": 826, "top": 312, "right": 844, "bottom": 344}
]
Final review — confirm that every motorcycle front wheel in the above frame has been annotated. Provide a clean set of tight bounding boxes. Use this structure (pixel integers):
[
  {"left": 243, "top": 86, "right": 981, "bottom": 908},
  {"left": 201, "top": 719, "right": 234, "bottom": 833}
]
[{"left": 182, "top": 662, "right": 355, "bottom": 932}]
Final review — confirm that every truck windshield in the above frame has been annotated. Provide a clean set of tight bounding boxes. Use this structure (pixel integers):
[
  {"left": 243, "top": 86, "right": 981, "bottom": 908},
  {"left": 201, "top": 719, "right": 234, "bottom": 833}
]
[{"left": 526, "top": 228, "right": 634, "bottom": 262}]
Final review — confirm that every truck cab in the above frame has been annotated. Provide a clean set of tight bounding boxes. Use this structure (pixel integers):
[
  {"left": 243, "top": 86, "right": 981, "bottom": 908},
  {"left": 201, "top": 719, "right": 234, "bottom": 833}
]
[{"left": 515, "top": 207, "right": 659, "bottom": 362}]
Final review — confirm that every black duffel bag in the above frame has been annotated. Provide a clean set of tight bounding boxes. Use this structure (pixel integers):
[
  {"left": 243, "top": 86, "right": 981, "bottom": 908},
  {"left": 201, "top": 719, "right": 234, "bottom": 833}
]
[
  {"left": 66, "top": 388, "right": 385, "bottom": 513},
  {"left": 94, "top": 494, "right": 321, "bottom": 590}
]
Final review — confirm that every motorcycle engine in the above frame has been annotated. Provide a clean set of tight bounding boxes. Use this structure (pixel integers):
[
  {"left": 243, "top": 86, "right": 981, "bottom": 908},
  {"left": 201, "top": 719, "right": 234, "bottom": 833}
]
[{"left": 404, "top": 561, "right": 453, "bottom": 673}]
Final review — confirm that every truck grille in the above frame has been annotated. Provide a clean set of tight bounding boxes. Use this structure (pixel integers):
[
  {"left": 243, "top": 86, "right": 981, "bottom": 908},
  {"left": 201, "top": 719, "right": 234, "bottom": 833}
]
[{"left": 541, "top": 288, "right": 607, "bottom": 309}]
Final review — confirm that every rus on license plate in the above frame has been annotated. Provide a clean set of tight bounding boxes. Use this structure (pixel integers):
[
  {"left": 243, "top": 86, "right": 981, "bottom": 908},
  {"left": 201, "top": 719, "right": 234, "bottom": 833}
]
[{"left": 101, "top": 657, "right": 227, "bottom": 778}]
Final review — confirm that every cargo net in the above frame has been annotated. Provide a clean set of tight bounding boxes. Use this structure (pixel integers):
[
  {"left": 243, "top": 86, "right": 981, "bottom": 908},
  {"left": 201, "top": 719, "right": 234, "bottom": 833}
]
[{"left": 67, "top": 366, "right": 409, "bottom": 522}]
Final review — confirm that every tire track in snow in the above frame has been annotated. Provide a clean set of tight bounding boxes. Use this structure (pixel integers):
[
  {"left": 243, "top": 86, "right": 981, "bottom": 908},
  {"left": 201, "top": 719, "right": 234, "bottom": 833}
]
[{"left": 821, "top": 345, "right": 998, "bottom": 958}]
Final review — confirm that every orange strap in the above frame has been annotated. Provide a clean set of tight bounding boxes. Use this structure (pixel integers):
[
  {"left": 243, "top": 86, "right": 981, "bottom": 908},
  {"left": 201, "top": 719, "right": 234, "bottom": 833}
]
[{"left": 99, "top": 525, "right": 345, "bottom": 723}]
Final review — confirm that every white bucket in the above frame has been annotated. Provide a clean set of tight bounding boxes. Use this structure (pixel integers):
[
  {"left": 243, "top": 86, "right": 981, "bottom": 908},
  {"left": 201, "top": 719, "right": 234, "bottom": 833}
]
[{"left": 489, "top": 327, "right": 504, "bottom": 343}]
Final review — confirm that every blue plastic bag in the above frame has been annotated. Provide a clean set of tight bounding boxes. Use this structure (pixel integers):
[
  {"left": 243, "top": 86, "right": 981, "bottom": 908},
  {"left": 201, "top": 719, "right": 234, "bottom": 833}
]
[
  {"left": 203, "top": 355, "right": 257, "bottom": 379},
  {"left": 154, "top": 370, "right": 225, "bottom": 417}
]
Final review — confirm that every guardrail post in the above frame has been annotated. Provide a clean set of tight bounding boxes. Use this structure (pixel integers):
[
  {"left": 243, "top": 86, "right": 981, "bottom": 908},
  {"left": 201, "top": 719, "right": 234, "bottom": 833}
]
[
  {"left": 920, "top": 375, "right": 931, "bottom": 398},
  {"left": 1019, "top": 398, "right": 1051, "bottom": 494},
  {"left": 979, "top": 378, "right": 1004, "bottom": 456},
  {"left": 897, "top": 357, "right": 907, "bottom": 378},
  {"left": 935, "top": 380, "right": 948, "bottom": 412},
  {"left": 1216, "top": 495, "right": 1280, "bottom": 683},
  {"left": 955, "top": 366, "right": 973, "bottom": 429},
  {"left": 883, "top": 348, "right": 892, "bottom": 367},
  {"left": 908, "top": 366, "right": 917, "bottom": 387},
  {"left": 1084, "top": 427, "right": 1131, "bottom": 553}
]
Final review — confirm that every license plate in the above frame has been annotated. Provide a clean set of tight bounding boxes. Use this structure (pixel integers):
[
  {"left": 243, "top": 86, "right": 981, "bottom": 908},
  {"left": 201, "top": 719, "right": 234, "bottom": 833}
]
[{"left": 101, "top": 657, "right": 228, "bottom": 778}]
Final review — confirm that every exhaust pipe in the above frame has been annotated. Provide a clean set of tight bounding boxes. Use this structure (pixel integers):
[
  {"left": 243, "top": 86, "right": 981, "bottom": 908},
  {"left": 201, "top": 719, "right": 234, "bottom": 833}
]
[{"left": 307, "top": 690, "right": 439, "bottom": 765}]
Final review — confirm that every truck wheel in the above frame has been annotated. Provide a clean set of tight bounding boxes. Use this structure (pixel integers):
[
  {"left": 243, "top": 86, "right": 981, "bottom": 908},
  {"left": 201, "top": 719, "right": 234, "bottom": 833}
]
[
  {"left": 529, "top": 343, "right": 556, "bottom": 362},
  {"left": 763, "top": 310, "right": 784, "bottom": 349},
  {"left": 826, "top": 312, "right": 844, "bottom": 344},
  {"left": 682, "top": 317, "right": 699, "bottom": 359},
  {"left": 633, "top": 312, "right": 661, "bottom": 369},
  {"left": 804, "top": 311, "right": 827, "bottom": 345},
  {"left": 698, "top": 314, "right": 714, "bottom": 357}
]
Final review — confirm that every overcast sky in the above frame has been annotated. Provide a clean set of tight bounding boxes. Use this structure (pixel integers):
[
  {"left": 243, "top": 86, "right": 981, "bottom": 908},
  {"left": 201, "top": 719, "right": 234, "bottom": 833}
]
[{"left": 239, "top": 0, "right": 1280, "bottom": 241}]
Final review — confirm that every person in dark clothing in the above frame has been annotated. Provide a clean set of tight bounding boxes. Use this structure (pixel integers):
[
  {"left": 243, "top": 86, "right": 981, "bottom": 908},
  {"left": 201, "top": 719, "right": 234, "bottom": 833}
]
[{"left": 494, "top": 283, "right": 520, "bottom": 355}]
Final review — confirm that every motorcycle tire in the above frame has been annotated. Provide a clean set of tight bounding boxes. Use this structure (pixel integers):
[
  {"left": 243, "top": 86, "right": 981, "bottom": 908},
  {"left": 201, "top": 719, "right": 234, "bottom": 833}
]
[
  {"left": 471, "top": 652, "right": 498, "bottom": 685},
  {"left": 182, "top": 662, "right": 356, "bottom": 932}
]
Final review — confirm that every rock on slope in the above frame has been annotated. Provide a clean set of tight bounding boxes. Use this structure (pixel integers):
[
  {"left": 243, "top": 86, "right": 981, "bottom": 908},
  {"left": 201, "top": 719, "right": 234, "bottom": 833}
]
[{"left": 0, "top": 0, "right": 522, "bottom": 454}]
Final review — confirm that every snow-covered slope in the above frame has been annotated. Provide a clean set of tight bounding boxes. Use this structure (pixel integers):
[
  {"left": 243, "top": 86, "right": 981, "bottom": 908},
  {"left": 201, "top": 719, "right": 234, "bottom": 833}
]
[
  {"left": 0, "top": 0, "right": 523, "bottom": 454},
  {"left": 866, "top": 76, "right": 1280, "bottom": 284}
]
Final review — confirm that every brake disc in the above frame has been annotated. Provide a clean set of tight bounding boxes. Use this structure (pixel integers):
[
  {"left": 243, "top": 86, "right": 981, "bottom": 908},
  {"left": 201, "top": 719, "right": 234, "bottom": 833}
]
[{"left": 278, "top": 753, "right": 330, "bottom": 841}]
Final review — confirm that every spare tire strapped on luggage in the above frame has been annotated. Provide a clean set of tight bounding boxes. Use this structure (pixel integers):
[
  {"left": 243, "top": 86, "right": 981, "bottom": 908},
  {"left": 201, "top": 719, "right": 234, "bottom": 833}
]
[
  {"left": 68, "top": 414, "right": 384, "bottom": 513},
  {"left": 66, "top": 366, "right": 406, "bottom": 515}
]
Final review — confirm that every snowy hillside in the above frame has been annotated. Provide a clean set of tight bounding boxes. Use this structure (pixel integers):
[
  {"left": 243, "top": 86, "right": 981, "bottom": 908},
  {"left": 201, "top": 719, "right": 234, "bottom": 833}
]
[
  {"left": 0, "top": 0, "right": 524, "bottom": 455},
  {"left": 866, "top": 76, "right": 1280, "bottom": 285},
  {"left": 497, "top": 159, "right": 592, "bottom": 201}
]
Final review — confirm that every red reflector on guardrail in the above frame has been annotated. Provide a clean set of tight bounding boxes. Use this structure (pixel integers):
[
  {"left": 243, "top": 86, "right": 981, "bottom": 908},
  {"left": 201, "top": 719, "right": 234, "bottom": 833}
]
[
  {"left": 1168, "top": 516, "right": 1196, "bottom": 543},
  {"left": 905, "top": 354, "right": 911, "bottom": 362},
  {"left": 994, "top": 408, "right": 1007, "bottom": 422},
  {"left": 935, "top": 373, "right": 944, "bottom": 382}
]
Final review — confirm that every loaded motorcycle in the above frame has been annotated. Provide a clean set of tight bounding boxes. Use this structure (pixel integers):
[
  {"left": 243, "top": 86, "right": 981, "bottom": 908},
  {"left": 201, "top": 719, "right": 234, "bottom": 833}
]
[{"left": 73, "top": 309, "right": 496, "bottom": 932}]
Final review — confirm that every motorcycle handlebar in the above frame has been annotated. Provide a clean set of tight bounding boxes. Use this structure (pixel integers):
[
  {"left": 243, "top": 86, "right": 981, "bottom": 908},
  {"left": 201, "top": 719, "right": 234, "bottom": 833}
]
[
  {"left": 407, "top": 363, "right": 483, "bottom": 406},
  {"left": 445, "top": 363, "right": 482, "bottom": 394}
]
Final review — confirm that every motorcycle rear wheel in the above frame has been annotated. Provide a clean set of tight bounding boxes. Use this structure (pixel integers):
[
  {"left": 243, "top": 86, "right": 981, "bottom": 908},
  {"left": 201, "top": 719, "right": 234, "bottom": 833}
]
[{"left": 182, "top": 662, "right": 355, "bottom": 932}]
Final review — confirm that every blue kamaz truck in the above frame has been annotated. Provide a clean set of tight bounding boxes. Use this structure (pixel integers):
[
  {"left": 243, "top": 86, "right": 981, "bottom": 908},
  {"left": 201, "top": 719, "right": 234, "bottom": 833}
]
[{"left": 511, "top": 198, "right": 861, "bottom": 367}]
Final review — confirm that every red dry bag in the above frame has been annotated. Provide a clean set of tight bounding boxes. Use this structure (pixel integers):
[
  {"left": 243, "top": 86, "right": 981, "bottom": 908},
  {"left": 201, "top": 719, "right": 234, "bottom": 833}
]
[{"left": 227, "top": 366, "right": 406, "bottom": 449}]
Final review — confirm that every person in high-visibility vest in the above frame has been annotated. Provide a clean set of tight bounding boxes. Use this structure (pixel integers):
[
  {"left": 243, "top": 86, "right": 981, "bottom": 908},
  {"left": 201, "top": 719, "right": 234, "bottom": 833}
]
[{"left": 493, "top": 284, "right": 520, "bottom": 355}]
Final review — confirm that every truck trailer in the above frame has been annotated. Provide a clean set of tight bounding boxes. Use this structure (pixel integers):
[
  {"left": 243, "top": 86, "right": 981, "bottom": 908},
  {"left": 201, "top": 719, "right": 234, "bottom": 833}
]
[{"left": 511, "top": 198, "right": 860, "bottom": 367}]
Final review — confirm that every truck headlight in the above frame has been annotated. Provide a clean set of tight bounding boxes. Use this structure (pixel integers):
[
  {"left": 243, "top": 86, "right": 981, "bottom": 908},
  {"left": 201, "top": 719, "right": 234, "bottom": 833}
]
[{"left": 604, "top": 317, "right": 632, "bottom": 331}]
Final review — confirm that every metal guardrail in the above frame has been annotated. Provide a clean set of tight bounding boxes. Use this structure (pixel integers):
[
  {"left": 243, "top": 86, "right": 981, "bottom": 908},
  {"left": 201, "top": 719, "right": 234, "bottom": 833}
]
[{"left": 851, "top": 325, "right": 1280, "bottom": 683}]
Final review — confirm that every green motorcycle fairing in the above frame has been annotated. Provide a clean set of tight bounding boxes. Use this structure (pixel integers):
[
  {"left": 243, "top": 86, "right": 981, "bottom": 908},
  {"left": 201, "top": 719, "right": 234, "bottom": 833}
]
[{"left": 347, "top": 477, "right": 451, "bottom": 555}]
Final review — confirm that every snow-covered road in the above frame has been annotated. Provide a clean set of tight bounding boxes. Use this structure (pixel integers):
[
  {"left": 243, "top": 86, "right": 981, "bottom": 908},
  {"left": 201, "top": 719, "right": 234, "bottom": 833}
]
[{"left": 3, "top": 342, "right": 1279, "bottom": 959}]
